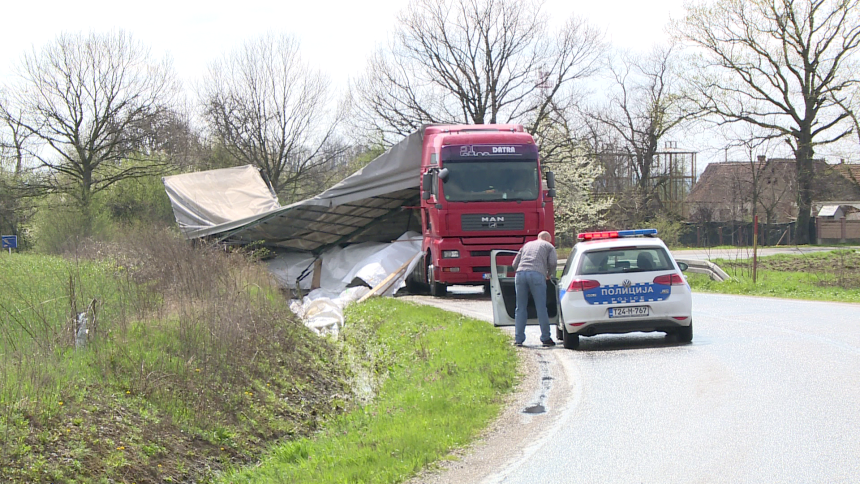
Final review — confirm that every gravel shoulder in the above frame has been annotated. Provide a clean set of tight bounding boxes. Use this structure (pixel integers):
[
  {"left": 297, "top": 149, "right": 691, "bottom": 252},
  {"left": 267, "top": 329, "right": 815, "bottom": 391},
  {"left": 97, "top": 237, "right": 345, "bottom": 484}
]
[{"left": 400, "top": 295, "right": 576, "bottom": 484}]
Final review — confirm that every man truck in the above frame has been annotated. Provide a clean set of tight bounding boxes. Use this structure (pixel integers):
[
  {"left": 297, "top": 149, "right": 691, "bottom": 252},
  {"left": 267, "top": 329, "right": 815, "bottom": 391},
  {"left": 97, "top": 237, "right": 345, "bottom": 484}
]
[{"left": 407, "top": 124, "right": 556, "bottom": 296}]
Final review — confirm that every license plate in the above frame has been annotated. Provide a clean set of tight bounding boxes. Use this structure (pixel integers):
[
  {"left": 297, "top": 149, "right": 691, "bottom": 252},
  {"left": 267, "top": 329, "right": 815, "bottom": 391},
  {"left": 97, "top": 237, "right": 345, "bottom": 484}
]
[{"left": 609, "top": 306, "right": 648, "bottom": 318}]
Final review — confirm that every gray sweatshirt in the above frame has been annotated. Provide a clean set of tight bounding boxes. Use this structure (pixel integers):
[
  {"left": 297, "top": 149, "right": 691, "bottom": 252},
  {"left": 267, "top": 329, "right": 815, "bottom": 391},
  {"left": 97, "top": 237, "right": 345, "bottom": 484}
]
[{"left": 512, "top": 239, "right": 557, "bottom": 278}]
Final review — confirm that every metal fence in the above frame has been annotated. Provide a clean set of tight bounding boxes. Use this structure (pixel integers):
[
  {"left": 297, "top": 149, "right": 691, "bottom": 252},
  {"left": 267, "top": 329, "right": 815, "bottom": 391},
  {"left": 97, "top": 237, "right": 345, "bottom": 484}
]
[{"left": 680, "top": 221, "right": 797, "bottom": 247}]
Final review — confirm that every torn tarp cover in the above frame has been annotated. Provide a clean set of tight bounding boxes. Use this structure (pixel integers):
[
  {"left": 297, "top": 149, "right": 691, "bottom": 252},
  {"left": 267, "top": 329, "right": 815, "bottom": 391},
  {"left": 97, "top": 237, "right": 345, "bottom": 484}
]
[
  {"left": 162, "top": 165, "right": 280, "bottom": 237},
  {"left": 162, "top": 129, "right": 425, "bottom": 253}
]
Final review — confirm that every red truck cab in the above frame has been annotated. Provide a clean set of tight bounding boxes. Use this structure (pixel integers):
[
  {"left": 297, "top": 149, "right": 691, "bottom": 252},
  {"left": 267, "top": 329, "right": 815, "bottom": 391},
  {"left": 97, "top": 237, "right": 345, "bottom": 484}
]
[{"left": 408, "top": 124, "right": 556, "bottom": 296}]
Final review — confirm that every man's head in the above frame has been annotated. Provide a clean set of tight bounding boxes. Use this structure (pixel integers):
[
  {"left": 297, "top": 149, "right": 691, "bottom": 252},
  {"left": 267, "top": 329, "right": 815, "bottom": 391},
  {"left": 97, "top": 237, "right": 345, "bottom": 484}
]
[{"left": 538, "top": 231, "right": 552, "bottom": 242}]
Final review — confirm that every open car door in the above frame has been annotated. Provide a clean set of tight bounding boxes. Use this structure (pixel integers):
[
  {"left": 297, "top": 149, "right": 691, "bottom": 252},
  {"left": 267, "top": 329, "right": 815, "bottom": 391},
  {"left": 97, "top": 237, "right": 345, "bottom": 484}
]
[{"left": 490, "top": 249, "right": 560, "bottom": 327}]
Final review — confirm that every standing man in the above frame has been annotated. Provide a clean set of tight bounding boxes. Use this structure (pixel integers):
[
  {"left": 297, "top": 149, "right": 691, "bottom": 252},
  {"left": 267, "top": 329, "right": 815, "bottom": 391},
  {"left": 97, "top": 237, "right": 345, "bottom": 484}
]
[{"left": 512, "top": 231, "right": 557, "bottom": 347}]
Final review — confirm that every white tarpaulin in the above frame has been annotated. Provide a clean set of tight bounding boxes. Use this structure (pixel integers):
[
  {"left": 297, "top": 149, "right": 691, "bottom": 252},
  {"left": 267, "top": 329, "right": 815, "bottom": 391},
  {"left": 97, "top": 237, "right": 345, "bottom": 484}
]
[
  {"left": 276, "top": 232, "right": 424, "bottom": 336},
  {"left": 162, "top": 130, "right": 425, "bottom": 251},
  {"left": 267, "top": 231, "right": 423, "bottom": 293},
  {"left": 163, "top": 165, "right": 280, "bottom": 237},
  {"left": 161, "top": 130, "right": 430, "bottom": 336}
]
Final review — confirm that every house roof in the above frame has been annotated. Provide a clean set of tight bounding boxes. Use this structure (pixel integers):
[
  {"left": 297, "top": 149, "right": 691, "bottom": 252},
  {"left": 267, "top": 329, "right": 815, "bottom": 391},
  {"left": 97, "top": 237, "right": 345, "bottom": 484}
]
[
  {"left": 687, "top": 161, "right": 796, "bottom": 204},
  {"left": 832, "top": 163, "right": 860, "bottom": 185},
  {"left": 689, "top": 159, "right": 860, "bottom": 205},
  {"left": 818, "top": 205, "right": 843, "bottom": 217}
]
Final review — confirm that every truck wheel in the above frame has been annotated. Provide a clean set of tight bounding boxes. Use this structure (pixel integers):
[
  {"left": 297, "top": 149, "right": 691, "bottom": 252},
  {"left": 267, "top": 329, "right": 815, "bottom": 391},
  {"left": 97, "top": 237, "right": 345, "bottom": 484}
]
[
  {"left": 405, "top": 261, "right": 429, "bottom": 294},
  {"left": 405, "top": 276, "right": 428, "bottom": 295},
  {"left": 428, "top": 265, "right": 447, "bottom": 297}
]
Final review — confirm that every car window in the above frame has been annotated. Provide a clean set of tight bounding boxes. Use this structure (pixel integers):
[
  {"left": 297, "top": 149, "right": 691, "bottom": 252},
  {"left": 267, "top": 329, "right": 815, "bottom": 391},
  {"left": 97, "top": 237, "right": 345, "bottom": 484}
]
[
  {"left": 561, "top": 247, "right": 577, "bottom": 276},
  {"left": 578, "top": 247, "right": 673, "bottom": 275}
]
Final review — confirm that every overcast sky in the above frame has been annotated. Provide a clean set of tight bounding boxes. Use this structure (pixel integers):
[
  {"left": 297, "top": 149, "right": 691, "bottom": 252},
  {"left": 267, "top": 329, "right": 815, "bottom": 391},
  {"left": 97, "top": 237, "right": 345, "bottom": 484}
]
[
  {"left": 11, "top": 0, "right": 778, "bottom": 168},
  {"left": 0, "top": 0, "right": 685, "bottom": 90}
]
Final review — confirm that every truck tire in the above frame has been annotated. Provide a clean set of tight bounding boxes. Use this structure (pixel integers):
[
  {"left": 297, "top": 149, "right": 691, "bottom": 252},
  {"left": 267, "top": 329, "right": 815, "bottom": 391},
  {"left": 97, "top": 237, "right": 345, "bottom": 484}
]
[
  {"left": 428, "top": 265, "right": 447, "bottom": 297},
  {"left": 405, "top": 276, "right": 428, "bottom": 295},
  {"left": 405, "top": 261, "right": 429, "bottom": 295}
]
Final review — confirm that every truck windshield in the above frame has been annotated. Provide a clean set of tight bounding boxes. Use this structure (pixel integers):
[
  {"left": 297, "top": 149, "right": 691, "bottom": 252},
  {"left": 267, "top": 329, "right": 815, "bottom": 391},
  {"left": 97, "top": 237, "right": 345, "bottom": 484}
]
[{"left": 442, "top": 160, "right": 539, "bottom": 202}]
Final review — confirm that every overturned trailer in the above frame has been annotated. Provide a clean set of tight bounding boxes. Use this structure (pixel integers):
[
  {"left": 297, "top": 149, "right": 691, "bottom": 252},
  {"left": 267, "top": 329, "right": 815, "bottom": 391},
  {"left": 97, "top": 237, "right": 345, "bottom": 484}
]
[
  {"left": 163, "top": 125, "right": 556, "bottom": 298},
  {"left": 163, "top": 130, "right": 424, "bottom": 253}
]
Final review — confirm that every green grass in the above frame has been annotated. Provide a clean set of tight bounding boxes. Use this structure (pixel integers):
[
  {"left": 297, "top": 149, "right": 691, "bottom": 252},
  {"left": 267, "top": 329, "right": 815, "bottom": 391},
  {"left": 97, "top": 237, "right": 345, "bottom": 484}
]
[
  {"left": 0, "top": 240, "right": 348, "bottom": 483},
  {"left": 2, "top": 244, "right": 520, "bottom": 483},
  {"left": 220, "top": 298, "right": 519, "bottom": 484},
  {"left": 688, "top": 249, "right": 860, "bottom": 303}
]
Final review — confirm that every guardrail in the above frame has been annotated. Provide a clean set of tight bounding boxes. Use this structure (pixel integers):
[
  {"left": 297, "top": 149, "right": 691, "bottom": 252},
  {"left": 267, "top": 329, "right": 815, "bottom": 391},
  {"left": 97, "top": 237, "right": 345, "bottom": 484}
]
[
  {"left": 674, "top": 258, "right": 731, "bottom": 282},
  {"left": 556, "top": 258, "right": 731, "bottom": 282}
]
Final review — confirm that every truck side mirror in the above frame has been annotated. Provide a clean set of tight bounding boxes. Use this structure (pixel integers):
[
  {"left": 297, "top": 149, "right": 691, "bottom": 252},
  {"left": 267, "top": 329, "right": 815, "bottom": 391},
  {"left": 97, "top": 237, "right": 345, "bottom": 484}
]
[
  {"left": 546, "top": 171, "right": 555, "bottom": 189},
  {"left": 422, "top": 173, "right": 432, "bottom": 200},
  {"left": 438, "top": 168, "right": 449, "bottom": 183},
  {"left": 548, "top": 189, "right": 556, "bottom": 198}
]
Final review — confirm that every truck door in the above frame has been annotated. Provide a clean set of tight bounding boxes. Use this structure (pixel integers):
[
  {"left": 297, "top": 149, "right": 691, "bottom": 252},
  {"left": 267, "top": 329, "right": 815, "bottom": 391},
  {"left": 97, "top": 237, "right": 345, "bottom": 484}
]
[{"left": 490, "top": 249, "right": 560, "bottom": 327}]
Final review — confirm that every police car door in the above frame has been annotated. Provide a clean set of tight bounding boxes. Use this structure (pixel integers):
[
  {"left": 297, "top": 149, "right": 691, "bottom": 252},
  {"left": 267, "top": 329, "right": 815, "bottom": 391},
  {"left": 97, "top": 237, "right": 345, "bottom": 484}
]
[{"left": 490, "top": 249, "right": 560, "bottom": 327}]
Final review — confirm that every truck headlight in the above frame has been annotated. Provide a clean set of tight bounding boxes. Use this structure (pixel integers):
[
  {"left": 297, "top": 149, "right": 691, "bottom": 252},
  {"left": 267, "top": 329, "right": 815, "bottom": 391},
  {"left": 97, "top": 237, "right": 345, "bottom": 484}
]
[{"left": 442, "top": 250, "right": 460, "bottom": 258}]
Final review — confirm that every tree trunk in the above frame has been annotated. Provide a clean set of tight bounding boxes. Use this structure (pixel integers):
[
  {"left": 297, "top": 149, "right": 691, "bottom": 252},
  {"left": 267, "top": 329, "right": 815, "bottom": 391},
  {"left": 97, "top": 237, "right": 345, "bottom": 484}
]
[{"left": 794, "top": 139, "right": 815, "bottom": 245}]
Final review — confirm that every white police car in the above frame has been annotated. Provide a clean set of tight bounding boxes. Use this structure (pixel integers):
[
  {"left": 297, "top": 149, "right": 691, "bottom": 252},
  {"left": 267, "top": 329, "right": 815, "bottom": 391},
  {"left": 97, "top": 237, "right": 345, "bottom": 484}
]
[{"left": 490, "top": 229, "right": 692, "bottom": 349}]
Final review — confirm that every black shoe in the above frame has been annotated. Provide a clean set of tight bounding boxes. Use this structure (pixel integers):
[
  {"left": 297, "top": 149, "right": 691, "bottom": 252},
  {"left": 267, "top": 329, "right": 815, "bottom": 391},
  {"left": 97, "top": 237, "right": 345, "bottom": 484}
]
[
  {"left": 513, "top": 341, "right": 524, "bottom": 347},
  {"left": 541, "top": 339, "right": 556, "bottom": 347}
]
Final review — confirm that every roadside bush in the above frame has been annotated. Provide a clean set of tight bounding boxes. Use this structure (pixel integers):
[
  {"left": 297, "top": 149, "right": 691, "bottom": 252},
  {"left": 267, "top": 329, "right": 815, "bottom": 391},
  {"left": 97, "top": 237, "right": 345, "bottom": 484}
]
[
  {"left": 28, "top": 196, "right": 114, "bottom": 254},
  {"left": 0, "top": 229, "right": 349, "bottom": 483},
  {"left": 96, "top": 172, "right": 176, "bottom": 227},
  {"left": 638, "top": 216, "right": 689, "bottom": 248}
]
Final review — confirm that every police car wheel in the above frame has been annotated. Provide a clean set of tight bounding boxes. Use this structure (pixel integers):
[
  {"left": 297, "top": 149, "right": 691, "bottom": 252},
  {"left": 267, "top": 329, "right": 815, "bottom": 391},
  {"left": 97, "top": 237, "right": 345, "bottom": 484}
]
[
  {"left": 562, "top": 324, "right": 579, "bottom": 350},
  {"left": 677, "top": 321, "right": 693, "bottom": 343}
]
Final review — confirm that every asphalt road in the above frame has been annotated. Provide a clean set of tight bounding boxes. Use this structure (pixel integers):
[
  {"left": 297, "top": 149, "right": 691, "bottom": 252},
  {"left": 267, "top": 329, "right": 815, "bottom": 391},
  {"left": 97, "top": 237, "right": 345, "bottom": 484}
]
[{"left": 405, "top": 291, "right": 860, "bottom": 484}]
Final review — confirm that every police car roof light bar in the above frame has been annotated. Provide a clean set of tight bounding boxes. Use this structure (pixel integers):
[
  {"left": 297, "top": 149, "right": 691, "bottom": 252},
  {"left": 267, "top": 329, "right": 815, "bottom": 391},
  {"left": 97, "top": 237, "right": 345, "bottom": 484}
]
[{"left": 577, "top": 228, "right": 658, "bottom": 241}]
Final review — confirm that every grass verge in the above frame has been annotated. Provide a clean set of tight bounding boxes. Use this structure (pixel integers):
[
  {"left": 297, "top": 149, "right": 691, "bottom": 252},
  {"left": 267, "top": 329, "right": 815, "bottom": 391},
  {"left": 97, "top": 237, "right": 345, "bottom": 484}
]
[
  {"left": 0, "top": 233, "right": 349, "bottom": 483},
  {"left": 220, "top": 298, "right": 518, "bottom": 484},
  {"left": 687, "top": 249, "right": 860, "bottom": 303}
]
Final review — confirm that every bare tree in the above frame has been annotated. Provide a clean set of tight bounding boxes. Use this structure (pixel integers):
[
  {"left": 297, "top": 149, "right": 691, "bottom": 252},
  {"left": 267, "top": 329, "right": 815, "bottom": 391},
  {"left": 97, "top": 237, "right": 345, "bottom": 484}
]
[
  {"left": 676, "top": 0, "right": 860, "bottom": 244},
  {"left": 5, "top": 30, "right": 179, "bottom": 212},
  {"left": 0, "top": 98, "right": 33, "bottom": 178},
  {"left": 0, "top": 92, "right": 39, "bottom": 242},
  {"left": 721, "top": 124, "right": 798, "bottom": 231},
  {"left": 200, "top": 34, "right": 347, "bottom": 201},
  {"left": 583, "top": 44, "right": 696, "bottom": 221},
  {"left": 351, "top": 0, "right": 605, "bottom": 144}
]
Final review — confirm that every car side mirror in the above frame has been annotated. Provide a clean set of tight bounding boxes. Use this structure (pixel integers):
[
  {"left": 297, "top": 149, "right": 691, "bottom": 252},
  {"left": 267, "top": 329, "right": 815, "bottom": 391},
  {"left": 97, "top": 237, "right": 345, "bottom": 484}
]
[
  {"left": 545, "top": 171, "right": 555, "bottom": 189},
  {"left": 677, "top": 262, "right": 688, "bottom": 272}
]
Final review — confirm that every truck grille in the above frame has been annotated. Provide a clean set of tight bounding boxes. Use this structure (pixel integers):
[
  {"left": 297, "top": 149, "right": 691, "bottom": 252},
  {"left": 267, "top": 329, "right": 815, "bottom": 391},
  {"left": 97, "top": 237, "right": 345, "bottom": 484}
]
[{"left": 461, "top": 213, "right": 525, "bottom": 231}]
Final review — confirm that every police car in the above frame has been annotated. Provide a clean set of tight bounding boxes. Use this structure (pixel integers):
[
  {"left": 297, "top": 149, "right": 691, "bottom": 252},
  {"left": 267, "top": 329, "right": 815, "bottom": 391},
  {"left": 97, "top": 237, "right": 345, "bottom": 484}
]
[{"left": 489, "top": 229, "right": 692, "bottom": 349}]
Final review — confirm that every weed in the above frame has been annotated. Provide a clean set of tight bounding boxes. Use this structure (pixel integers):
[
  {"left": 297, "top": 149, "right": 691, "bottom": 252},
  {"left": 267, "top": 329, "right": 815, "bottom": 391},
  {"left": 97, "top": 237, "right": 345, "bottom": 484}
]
[
  {"left": 0, "top": 230, "right": 350, "bottom": 483},
  {"left": 220, "top": 298, "right": 519, "bottom": 483},
  {"left": 689, "top": 249, "right": 860, "bottom": 302}
]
